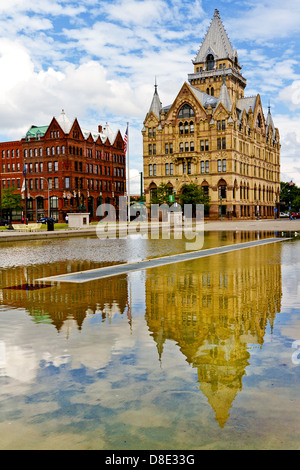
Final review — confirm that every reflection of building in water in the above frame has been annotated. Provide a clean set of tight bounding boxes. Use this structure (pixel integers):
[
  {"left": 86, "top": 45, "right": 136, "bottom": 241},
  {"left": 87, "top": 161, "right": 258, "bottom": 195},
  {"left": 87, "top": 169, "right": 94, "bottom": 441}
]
[
  {"left": 145, "top": 238, "right": 282, "bottom": 427},
  {"left": 0, "top": 261, "right": 129, "bottom": 332}
]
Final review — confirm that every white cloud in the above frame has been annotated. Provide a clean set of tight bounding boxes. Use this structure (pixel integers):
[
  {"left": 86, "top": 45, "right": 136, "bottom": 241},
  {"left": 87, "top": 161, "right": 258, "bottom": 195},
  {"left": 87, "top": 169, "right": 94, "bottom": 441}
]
[
  {"left": 0, "top": 40, "right": 34, "bottom": 99},
  {"left": 278, "top": 80, "right": 300, "bottom": 110},
  {"left": 229, "top": 0, "right": 300, "bottom": 43},
  {"left": 273, "top": 113, "right": 300, "bottom": 185},
  {"left": 102, "top": 0, "right": 167, "bottom": 26}
]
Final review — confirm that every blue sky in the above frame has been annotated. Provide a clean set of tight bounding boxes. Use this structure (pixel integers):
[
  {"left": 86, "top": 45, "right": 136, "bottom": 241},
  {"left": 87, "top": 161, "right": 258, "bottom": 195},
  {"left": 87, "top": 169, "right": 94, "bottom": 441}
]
[{"left": 0, "top": 0, "right": 300, "bottom": 192}]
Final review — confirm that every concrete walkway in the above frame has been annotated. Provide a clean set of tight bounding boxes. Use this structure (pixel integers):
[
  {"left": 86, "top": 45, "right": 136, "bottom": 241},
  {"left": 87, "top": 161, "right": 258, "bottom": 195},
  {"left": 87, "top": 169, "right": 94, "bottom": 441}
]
[
  {"left": 0, "top": 218, "right": 299, "bottom": 243},
  {"left": 37, "top": 237, "right": 289, "bottom": 284}
]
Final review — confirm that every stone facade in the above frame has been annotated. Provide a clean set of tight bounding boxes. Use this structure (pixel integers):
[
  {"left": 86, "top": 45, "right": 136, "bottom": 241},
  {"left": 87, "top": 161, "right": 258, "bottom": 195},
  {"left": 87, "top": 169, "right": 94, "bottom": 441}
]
[{"left": 142, "top": 9, "right": 281, "bottom": 219}]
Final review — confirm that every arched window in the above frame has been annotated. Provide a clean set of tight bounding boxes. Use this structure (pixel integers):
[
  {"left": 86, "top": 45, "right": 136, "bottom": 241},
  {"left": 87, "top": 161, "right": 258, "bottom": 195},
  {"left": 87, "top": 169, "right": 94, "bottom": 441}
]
[
  {"left": 211, "top": 87, "right": 214, "bottom": 96},
  {"left": 178, "top": 104, "right": 195, "bottom": 119},
  {"left": 207, "top": 54, "right": 215, "bottom": 71},
  {"left": 179, "top": 122, "right": 183, "bottom": 135},
  {"left": 184, "top": 122, "right": 189, "bottom": 134},
  {"left": 190, "top": 121, "right": 194, "bottom": 133}
]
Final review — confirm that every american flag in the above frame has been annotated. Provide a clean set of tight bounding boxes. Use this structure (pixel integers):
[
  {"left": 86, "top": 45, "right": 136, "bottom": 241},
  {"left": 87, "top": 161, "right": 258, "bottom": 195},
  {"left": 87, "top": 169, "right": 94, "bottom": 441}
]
[
  {"left": 124, "top": 125, "right": 128, "bottom": 155},
  {"left": 289, "top": 180, "right": 295, "bottom": 186}
]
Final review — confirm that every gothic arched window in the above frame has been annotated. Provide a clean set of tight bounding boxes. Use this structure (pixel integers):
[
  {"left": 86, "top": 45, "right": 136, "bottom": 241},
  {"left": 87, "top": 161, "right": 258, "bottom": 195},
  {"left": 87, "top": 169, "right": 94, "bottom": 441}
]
[
  {"left": 257, "top": 114, "right": 262, "bottom": 128},
  {"left": 207, "top": 54, "right": 215, "bottom": 71},
  {"left": 178, "top": 104, "right": 195, "bottom": 119}
]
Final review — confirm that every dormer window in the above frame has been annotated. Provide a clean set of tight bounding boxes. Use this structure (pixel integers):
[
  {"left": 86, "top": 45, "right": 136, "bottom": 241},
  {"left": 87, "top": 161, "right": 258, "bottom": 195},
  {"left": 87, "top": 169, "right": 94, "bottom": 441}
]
[{"left": 257, "top": 114, "right": 262, "bottom": 128}]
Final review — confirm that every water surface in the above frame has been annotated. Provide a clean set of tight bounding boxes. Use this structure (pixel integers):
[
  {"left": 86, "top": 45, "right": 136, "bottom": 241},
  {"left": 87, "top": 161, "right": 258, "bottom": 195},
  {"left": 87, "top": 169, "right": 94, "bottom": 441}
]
[{"left": 0, "top": 231, "right": 299, "bottom": 450}]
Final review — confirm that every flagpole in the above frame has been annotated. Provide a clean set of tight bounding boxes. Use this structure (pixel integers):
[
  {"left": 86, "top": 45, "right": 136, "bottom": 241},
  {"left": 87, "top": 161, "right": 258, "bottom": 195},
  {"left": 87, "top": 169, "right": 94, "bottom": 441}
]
[
  {"left": 25, "top": 169, "right": 27, "bottom": 223},
  {"left": 22, "top": 163, "right": 27, "bottom": 223},
  {"left": 127, "top": 122, "right": 130, "bottom": 222}
]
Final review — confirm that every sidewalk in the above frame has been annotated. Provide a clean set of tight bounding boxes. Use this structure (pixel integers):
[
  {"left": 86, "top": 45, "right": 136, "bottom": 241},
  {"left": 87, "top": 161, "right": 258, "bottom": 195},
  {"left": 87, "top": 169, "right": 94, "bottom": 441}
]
[{"left": 0, "top": 218, "right": 299, "bottom": 243}]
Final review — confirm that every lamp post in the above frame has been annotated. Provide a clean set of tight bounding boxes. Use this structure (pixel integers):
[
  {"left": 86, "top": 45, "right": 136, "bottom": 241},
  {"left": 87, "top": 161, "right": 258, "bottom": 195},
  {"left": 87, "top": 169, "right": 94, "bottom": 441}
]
[
  {"left": 40, "top": 177, "right": 50, "bottom": 218},
  {"left": 220, "top": 195, "right": 223, "bottom": 221},
  {"left": 257, "top": 200, "right": 259, "bottom": 220},
  {"left": 140, "top": 172, "right": 143, "bottom": 204}
]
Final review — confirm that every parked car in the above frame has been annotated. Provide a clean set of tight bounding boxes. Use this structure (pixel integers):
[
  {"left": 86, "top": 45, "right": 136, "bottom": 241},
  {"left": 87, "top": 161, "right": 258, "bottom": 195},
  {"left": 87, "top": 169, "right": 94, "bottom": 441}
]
[
  {"left": 0, "top": 218, "right": 9, "bottom": 226},
  {"left": 280, "top": 212, "right": 289, "bottom": 217},
  {"left": 291, "top": 212, "right": 300, "bottom": 219},
  {"left": 38, "top": 217, "right": 56, "bottom": 224}
]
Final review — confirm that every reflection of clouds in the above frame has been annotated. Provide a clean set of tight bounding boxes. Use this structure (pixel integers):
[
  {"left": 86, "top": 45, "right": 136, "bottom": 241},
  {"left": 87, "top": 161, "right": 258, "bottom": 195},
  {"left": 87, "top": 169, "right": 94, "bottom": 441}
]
[{"left": 0, "top": 343, "right": 37, "bottom": 383}]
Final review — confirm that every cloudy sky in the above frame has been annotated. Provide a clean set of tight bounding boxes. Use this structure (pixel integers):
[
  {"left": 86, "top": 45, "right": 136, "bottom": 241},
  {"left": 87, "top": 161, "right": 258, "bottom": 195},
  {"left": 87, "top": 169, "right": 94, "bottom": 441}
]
[{"left": 0, "top": 0, "right": 300, "bottom": 192}]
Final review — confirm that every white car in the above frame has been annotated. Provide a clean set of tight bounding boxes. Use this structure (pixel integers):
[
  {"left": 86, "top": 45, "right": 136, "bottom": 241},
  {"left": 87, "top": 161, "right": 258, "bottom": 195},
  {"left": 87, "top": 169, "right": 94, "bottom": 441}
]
[{"left": 280, "top": 212, "right": 289, "bottom": 217}]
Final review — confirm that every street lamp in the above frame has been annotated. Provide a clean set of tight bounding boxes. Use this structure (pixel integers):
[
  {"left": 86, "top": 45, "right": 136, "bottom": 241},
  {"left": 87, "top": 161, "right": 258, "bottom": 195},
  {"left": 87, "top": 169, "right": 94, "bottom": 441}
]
[{"left": 220, "top": 195, "right": 223, "bottom": 221}]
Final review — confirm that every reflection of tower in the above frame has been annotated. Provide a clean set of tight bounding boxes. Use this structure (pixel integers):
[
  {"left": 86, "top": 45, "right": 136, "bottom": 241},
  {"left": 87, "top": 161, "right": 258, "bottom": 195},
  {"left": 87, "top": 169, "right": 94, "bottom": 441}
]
[{"left": 145, "top": 235, "right": 282, "bottom": 427}]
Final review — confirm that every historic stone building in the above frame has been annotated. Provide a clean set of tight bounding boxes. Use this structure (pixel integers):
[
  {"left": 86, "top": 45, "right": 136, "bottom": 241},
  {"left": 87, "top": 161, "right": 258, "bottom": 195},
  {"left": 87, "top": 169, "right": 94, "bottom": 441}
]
[{"left": 142, "top": 9, "right": 281, "bottom": 219}]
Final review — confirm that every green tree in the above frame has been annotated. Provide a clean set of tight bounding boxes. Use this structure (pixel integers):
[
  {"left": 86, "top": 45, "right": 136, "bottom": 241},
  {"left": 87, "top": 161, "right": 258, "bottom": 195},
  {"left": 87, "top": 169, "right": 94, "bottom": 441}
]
[
  {"left": 1, "top": 187, "right": 22, "bottom": 222},
  {"left": 280, "top": 181, "right": 300, "bottom": 212},
  {"left": 179, "top": 183, "right": 210, "bottom": 215},
  {"left": 150, "top": 183, "right": 172, "bottom": 205}
]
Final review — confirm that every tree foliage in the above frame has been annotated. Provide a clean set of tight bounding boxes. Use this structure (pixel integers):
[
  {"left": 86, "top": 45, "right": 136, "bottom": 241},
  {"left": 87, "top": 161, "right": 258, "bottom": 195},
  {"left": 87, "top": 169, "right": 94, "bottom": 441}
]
[
  {"left": 1, "top": 187, "right": 22, "bottom": 220},
  {"left": 280, "top": 181, "right": 300, "bottom": 212},
  {"left": 150, "top": 183, "right": 172, "bottom": 205},
  {"left": 179, "top": 183, "right": 210, "bottom": 208}
]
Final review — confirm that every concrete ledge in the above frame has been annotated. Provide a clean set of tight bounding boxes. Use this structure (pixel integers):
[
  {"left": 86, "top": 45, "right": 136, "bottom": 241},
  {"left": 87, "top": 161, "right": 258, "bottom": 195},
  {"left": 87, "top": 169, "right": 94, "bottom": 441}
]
[{"left": 0, "top": 219, "right": 299, "bottom": 243}]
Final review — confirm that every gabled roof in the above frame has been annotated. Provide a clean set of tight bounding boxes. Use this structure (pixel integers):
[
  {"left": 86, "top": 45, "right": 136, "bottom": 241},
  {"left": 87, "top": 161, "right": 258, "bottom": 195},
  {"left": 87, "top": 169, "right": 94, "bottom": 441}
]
[
  {"left": 194, "top": 9, "right": 236, "bottom": 63},
  {"left": 236, "top": 96, "right": 257, "bottom": 115},
  {"left": 187, "top": 83, "right": 218, "bottom": 108}
]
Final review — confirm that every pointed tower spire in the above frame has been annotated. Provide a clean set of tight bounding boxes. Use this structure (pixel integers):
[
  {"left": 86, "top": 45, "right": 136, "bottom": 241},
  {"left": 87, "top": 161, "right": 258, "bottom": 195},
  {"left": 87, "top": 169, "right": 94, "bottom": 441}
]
[
  {"left": 188, "top": 10, "right": 246, "bottom": 101},
  {"left": 266, "top": 101, "right": 276, "bottom": 138},
  {"left": 148, "top": 78, "right": 162, "bottom": 118},
  {"left": 193, "top": 9, "right": 235, "bottom": 64},
  {"left": 217, "top": 78, "right": 232, "bottom": 111}
]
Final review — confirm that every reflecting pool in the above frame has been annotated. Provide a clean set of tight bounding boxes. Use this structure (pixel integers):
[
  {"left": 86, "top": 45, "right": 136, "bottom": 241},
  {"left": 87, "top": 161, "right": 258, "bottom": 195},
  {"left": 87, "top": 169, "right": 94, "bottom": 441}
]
[{"left": 0, "top": 231, "right": 299, "bottom": 450}]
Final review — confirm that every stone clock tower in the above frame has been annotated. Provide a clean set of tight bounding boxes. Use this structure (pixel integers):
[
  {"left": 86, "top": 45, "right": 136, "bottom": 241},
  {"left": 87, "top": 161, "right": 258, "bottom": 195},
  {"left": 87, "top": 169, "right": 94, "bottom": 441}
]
[{"left": 142, "top": 10, "right": 281, "bottom": 220}]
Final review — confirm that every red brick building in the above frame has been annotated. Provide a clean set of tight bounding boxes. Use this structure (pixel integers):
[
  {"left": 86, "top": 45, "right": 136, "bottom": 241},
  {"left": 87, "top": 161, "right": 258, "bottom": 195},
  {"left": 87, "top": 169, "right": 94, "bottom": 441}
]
[{"left": 0, "top": 110, "right": 126, "bottom": 222}]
